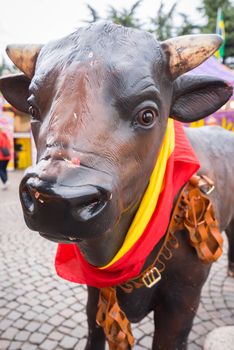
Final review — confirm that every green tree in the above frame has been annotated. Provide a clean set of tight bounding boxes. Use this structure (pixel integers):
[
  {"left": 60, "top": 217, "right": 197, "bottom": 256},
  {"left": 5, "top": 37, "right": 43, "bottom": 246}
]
[
  {"left": 86, "top": 4, "right": 100, "bottom": 22},
  {"left": 86, "top": 1, "right": 143, "bottom": 28},
  {"left": 107, "top": 0, "right": 143, "bottom": 28},
  {"left": 0, "top": 55, "right": 16, "bottom": 76},
  {"left": 85, "top": 2, "right": 201, "bottom": 42},
  {"left": 176, "top": 13, "right": 201, "bottom": 36},
  {"left": 149, "top": 2, "right": 177, "bottom": 41},
  {"left": 198, "top": 0, "right": 234, "bottom": 63}
]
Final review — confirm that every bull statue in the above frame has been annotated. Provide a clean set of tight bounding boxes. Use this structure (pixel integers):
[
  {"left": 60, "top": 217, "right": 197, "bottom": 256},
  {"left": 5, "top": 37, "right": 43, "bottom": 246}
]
[{"left": 0, "top": 22, "right": 234, "bottom": 350}]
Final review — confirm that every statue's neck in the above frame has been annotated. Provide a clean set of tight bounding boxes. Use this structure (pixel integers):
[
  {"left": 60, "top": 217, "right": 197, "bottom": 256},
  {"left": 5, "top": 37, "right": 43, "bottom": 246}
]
[{"left": 77, "top": 199, "right": 141, "bottom": 267}]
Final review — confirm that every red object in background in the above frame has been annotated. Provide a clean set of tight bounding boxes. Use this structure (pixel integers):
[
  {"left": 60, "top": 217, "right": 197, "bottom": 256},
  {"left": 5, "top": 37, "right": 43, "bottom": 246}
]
[{"left": 0, "top": 131, "right": 11, "bottom": 160}]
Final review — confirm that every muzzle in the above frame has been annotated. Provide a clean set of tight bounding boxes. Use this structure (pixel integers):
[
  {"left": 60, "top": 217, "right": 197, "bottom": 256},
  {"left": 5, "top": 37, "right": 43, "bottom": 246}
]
[{"left": 19, "top": 162, "right": 118, "bottom": 243}]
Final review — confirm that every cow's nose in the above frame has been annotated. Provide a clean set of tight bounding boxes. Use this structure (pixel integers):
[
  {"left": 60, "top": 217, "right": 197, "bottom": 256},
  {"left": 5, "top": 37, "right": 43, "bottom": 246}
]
[
  {"left": 19, "top": 176, "right": 111, "bottom": 239},
  {"left": 21, "top": 179, "right": 108, "bottom": 221}
]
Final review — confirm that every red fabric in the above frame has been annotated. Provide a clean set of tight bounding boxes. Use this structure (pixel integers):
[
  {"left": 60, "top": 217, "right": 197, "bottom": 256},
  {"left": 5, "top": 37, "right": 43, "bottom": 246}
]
[
  {"left": 0, "top": 132, "right": 11, "bottom": 161},
  {"left": 55, "top": 121, "right": 200, "bottom": 287}
]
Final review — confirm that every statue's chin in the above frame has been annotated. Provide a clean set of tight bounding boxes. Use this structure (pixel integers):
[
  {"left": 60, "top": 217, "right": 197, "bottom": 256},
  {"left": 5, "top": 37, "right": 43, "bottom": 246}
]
[
  {"left": 39, "top": 232, "right": 82, "bottom": 244},
  {"left": 77, "top": 201, "right": 141, "bottom": 267},
  {"left": 76, "top": 227, "right": 123, "bottom": 267}
]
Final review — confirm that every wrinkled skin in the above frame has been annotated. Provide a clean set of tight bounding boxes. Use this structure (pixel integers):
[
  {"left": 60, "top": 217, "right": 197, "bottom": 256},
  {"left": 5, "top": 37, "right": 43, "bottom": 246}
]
[{"left": 0, "top": 22, "right": 234, "bottom": 350}]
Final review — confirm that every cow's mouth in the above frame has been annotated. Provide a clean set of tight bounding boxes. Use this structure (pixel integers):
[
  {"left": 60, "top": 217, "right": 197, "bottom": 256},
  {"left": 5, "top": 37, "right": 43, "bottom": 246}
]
[{"left": 39, "top": 232, "right": 83, "bottom": 244}]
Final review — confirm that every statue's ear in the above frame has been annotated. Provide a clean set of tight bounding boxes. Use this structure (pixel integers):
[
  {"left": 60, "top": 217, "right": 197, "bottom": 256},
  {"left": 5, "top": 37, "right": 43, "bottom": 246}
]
[
  {"left": 170, "top": 75, "right": 233, "bottom": 123},
  {"left": 0, "top": 74, "right": 30, "bottom": 113}
]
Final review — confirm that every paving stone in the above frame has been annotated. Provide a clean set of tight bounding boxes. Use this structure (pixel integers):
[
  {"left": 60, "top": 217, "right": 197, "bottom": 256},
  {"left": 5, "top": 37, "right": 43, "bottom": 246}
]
[
  {"left": 21, "top": 344, "right": 38, "bottom": 350},
  {"left": 25, "top": 321, "right": 41, "bottom": 332},
  {"left": 48, "top": 331, "right": 64, "bottom": 341},
  {"left": 133, "top": 328, "right": 144, "bottom": 339},
  {"left": 135, "top": 346, "right": 147, "bottom": 350},
  {"left": 7, "top": 301, "right": 19, "bottom": 310},
  {"left": 202, "top": 321, "right": 216, "bottom": 332},
  {"left": 25, "top": 298, "right": 40, "bottom": 307},
  {"left": 189, "top": 330, "right": 199, "bottom": 342},
  {"left": 220, "top": 316, "right": 234, "bottom": 325},
  {"left": 204, "top": 303, "right": 215, "bottom": 311},
  {"left": 213, "top": 318, "right": 225, "bottom": 327},
  {"left": 33, "top": 305, "right": 47, "bottom": 313},
  {"left": 29, "top": 332, "right": 47, "bottom": 344},
  {"left": 53, "top": 302, "right": 67, "bottom": 312},
  {"left": 16, "top": 304, "right": 30, "bottom": 313},
  {"left": 193, "top": 324, "right": 208, "bottom": 336},
  {"left": 35, "top": 313, "right": 49, "bottom": 322},
  {"left": 59, "top": 308, "right": 74, "bottom": 318},
  {"left": 23, "top": 310, "right": 37, "bottom": 320},
  {"left": 139, "top": 335, "right": 153, "bottom": 348},
  {"left": 39, "top": 339, "right": 58, "bottom": 350},
  {"left": 14, "top": 330, "right": 30, "bottom": 341},
  {"left": 226, "top": 301, "right": 234, "bottom": 308},
  {"left": 139, "top": 321, "right": 154, "bottom": 334},
  {"left": 63, "top": 290, "right": 74, "bottom": 298},
  {"left": 195, "top": 334, "right": 206, "bottom": 347},
  {"left": 0, "top": 308, "right": 10, "bottom": 317},
  {"left": 197, "top": 312, "right": 210, "bottom": 321},
  {"left": 44, "top": 307, "right": 59, "bottom": 317},
  {"left": 4, "top": 293, "right": 16, "bottom": 301},
  {"left": 0, "top": 340, "right": 11, "bottom": 350},
  {"left": 62, "top": 319, "right": 77, "bottom": 329},
  {"left": 71, "top": 326, "right": 87, "bottom": 338},
  {"left": 1, "top": 327, "right": 18, "bottom": 340},
  {"left": 188, "top": 343, "right": 202, "bottom": 350},
  {"left": 7, "top": 310, "right": 22, "bottom": 321},
  {"left": 58, "top": 326, "right": 74, "bottom": 335},
  {"left": 52, "top": 294, "right": 64, "bottom": 303},
  {"left": 8, "top": 341, "right": 23, "bottom": 350},
  {"left": 74, "top": 338, "right": 87, "bottom": 350},
  {"left": 70, "top": 303, "right": 84, "bottom": 312},
  {"left": 12, "top": 318, "right": 28, "bottom": 330},
  {"left": 42, "top": 299, "right": 55, "bottom": 308},
  {"left": 48, "top": 315, "right": 64, "bottom": 327},
  {"left": 71, "top": 311, "right": 87, "bottom": 323},
  {"left": 38, "top": 323, "right": 54, "bottom": 335},
  {"left": 204, "top": 326, "right": 234, "bottom": 350},
  {"left": 64, "top": 296, "right": 77, "bottom": 305},
  {"left": 59, "top": 335, "right": 78, "bottom": 349},
  {"left": 0, "top": 299, "right": 7, "bottom": 307}
]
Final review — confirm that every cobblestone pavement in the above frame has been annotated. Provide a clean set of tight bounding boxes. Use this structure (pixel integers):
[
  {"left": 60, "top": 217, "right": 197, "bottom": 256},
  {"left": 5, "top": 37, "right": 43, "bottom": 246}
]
[{"left": 0, "top": 171, "right": 234, "bottom": 350}]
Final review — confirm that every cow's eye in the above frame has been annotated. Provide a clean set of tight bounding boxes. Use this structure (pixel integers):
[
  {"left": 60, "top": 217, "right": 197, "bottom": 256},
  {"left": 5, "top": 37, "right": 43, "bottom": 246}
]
[
  {"left": 28, "top": 105, "right": 39, "bottom": 120},
  {"left": 136, "top": 109, "right": 158, "bottom": 128}
]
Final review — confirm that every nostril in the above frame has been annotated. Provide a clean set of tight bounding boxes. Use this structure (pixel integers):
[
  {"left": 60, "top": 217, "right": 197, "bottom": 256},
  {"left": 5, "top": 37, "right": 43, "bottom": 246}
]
[
  {"left": 71, "top": 188, "right": 108, "bottom": 222},
  {"left": 21, "top": 186, "right": 35, "bottom": 214}
]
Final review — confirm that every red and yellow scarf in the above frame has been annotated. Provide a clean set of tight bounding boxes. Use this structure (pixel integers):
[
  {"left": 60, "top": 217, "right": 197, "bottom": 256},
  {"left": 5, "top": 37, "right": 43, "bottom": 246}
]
[{"left": 55, "top": 120, "right": 200, "bottom": 287}]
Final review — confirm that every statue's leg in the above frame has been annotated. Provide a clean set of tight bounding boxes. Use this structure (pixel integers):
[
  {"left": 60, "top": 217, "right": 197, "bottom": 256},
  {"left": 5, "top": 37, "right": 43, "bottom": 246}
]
[
  {"left": 151, "top": 232, "right": 211, "bottom": 350},
  {"left": 226, "top": 218, "right": 234, "bottom": 277},
  {"left": 85, "top": 286, "right": 106, "bottom": 350},
  {"left": 152, "top": 281, "right": 206, "bottom": 350}
]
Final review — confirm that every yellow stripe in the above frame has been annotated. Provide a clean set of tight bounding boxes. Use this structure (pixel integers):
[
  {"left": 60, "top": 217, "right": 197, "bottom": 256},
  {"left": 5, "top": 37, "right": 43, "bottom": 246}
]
[{"left": 100, "top": 119, "right": 175, "bottom": 269}]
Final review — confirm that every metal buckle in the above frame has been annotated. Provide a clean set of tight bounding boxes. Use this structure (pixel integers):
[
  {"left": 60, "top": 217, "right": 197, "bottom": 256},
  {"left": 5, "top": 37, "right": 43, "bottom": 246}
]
[
  {"left": 200, "top": 175, "right": 215, "bottom": 195},
  {"left": 200, "top": 185, "right": 215, "bottom": 195},
  {"left": 205, "top": 185, "right": 215, "bottom": 195},
  {"left": 142, "top": 267, "right": 161, "bottom": 288}
]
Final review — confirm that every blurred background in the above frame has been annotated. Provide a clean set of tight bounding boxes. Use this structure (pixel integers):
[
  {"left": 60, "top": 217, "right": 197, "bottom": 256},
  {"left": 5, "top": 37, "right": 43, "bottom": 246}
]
[
  {"left": 0, "top": 0, "right": 234, "bottom": 171},
  {"left": 0, "top": 2, "right": 234, "bottom": 350}
]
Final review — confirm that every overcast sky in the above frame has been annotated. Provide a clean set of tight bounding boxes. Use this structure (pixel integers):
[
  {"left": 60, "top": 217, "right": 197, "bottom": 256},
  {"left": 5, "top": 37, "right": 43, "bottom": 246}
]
[{"left": 0, "top": 0, "right": 202, "bottom": 60}]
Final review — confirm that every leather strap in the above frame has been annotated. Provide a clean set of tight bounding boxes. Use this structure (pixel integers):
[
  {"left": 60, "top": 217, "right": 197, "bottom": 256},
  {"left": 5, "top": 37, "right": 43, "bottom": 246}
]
[
  {"left": 96, "top": 287, "right": 134, "bottom": 350},
  {"left": 96, "top": 174, "right": 223, "bottom": 349},
  {"left": 183, "top": 178, "right": 223, "bottom": 263}
]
